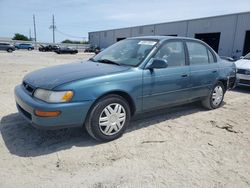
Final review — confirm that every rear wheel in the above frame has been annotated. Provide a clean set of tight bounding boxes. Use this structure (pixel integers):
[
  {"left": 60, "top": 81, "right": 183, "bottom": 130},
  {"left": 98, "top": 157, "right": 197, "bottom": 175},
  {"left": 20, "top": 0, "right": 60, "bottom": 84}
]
[
  {"left": 85, "top": 95, "right": 131, "bottom": 141},
  {"left": 202, "top": 82, "right": 225, "bottom": 109}
]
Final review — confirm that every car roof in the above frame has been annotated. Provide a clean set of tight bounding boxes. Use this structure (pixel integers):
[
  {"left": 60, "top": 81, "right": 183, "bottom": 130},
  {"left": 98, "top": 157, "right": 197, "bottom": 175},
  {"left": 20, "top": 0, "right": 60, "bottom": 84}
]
[{"left": 127, "top": 35, "right": 203, "bottom": 42}]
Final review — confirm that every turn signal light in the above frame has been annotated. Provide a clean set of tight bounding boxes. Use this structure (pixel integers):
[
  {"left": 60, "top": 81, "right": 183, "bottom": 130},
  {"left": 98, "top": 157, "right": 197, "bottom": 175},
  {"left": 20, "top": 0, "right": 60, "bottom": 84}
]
[{"left": 35, "top": 110, "right": 61, "bottom": 117}]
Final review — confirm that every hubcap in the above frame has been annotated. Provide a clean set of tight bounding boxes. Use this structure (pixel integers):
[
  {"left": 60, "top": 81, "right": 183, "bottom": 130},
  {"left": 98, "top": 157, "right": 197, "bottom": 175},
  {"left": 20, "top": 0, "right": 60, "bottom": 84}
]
[
  {"left": 99, "top": 103, "right": 126, "bottom": 136},
  {"left": 212, "top": 86, "right": 223, "bottom": 106}
]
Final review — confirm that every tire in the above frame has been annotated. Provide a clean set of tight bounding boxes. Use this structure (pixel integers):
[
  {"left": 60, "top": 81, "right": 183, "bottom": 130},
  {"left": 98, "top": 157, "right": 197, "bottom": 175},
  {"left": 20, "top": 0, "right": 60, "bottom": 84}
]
[
  {"left": 85, "top": 94, "right": 131, "bottom": 142},
  {"left": 202, "top": 81, "right": 225, "bottom": 110},
  {"left": 28, "top": 47, "right": 32, "bottom": 51},
  {"left": 7, "top": 48, "right": 13, "bottom": 53}
]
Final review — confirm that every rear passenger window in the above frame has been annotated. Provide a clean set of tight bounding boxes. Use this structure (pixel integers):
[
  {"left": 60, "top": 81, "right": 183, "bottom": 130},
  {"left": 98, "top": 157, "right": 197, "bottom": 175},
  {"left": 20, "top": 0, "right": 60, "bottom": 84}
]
[
  {"left": 187, "top": 42, "right": 209, "bottom": 65},
  {"left": 154, "top": 41, "right": 185, "bottom": 67},
  {"left": 208, "top": 50, "right": 215, "bottom": 63}
]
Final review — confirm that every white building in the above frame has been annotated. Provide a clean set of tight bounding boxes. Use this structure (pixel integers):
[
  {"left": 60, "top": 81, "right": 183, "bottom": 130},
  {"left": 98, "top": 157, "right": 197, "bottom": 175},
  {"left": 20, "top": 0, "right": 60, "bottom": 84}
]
[{"left": 89, "top": 12, "right": 250, "bottom": 58}]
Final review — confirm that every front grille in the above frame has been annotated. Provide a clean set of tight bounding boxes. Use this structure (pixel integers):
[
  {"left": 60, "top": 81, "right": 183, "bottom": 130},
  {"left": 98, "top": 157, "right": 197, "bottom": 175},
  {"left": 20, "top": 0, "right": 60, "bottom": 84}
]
[
  {"left": 239, "top": 79, "right": 250, "bottom": 85},
  {"left": 237, "top": 69, "right": 246, "bottom": 74},
  {"left": 17, "top": 104, "right": 32, "bottom": 120},
  {"left": 237, "top": 69, "right": 250, "bottom": 75},
  {"left": 23, "top": 81, "right": 35, "bottom": 94}
]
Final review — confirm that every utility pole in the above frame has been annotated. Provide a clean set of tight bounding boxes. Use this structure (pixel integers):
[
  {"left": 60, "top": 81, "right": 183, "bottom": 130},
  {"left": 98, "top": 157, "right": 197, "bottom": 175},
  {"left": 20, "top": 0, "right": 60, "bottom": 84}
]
[
  {"left": 33, "top": 14, "right": 37, "bottom": 49},
  {"left": 49, "top": 14, "right": 56, "bottom": 43},
  {"left": 29, "top": 28, "right": 31, "bottom": 40},
  {"left": 52, "top": 14, "right": 55, "bottom": 43}
]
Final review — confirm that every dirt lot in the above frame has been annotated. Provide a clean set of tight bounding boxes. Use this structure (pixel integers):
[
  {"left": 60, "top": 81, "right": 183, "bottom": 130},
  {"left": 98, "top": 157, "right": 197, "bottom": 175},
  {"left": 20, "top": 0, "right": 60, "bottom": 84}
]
[{"left": 0, "top": 51, "right": 250, "bottom": 188}]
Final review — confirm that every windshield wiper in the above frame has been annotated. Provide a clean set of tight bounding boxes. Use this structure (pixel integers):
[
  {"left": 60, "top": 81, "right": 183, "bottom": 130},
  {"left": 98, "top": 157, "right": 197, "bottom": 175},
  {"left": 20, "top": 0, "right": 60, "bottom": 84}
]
[{"left": 97, "top": 59, "right": 120, "bottom": 66}]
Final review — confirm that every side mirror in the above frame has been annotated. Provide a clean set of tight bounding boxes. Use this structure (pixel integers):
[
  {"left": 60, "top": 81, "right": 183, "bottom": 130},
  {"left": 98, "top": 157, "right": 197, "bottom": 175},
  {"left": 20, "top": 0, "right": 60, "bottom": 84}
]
[{"left": 146, "top": 58, "right": 168, "bottom": 69}]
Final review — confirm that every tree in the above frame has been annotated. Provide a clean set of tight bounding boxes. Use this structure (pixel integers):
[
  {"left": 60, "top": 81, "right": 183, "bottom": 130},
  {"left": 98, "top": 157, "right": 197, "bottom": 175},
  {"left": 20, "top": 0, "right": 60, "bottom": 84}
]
[{"left": 12, "top": 33, "right": 30, "bottom": 41}]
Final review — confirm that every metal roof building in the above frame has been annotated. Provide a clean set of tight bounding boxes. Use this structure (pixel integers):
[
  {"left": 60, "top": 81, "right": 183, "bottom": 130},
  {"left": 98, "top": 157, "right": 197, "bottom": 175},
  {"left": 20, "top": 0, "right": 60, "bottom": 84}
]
[{"left": 88, "top": 12, "right": 250, "bottom": 58}]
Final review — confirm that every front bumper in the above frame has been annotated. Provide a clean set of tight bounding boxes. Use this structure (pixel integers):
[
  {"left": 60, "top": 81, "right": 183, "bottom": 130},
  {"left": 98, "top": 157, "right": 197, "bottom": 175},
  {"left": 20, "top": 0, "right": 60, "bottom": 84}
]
[
  {"left": 236, "top": 74, "right": 250, "bottom": 87},
  {"left": 15, "top": 85, "right": 94, "bottom": 129}
]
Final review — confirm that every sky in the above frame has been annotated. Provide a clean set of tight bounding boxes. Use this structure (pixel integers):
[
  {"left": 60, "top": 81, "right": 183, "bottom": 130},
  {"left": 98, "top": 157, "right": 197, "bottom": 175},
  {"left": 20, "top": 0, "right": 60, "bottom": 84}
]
[{"left": 0, "top": 0, "right": 250, "bottom": 43}]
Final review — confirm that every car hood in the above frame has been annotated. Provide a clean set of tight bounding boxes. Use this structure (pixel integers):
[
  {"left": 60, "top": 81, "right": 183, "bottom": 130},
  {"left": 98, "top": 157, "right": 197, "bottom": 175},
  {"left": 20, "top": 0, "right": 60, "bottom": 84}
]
[
  {"left": 235, "top": 59, "right": 250, "bottom": 70},
  {"left": 23, "top": 60, "right": 130, "bottom": 89}
]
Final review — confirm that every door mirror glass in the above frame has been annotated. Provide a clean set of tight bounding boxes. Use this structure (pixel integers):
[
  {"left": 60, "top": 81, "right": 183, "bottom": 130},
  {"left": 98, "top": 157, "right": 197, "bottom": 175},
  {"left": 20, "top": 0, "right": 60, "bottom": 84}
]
[{"left": 146, "top": 58, "right": 168, "bottom": 69}]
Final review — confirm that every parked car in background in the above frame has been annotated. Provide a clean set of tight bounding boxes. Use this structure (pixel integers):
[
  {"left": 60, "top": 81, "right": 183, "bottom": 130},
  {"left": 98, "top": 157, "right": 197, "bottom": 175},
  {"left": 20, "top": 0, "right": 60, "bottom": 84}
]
[
  {"left": 0, "top": 43, "right": 15, "bottom": 53},
  {"left": 15, "top": 36, "right": 236, "bottom": 142},
  {"left": 235, "top": 52, "right": 250, "bottom": 86},
  {"left": 39, "top": 44, "right": 59, "bottom": 52},
  {"left": 15, "top": 43, "right": 34, "bottom": 50},
  {"left": 84, "top": 46, "right": 100, "bottom": 53},
  {"left": 54, "top": 47, "right": 78, "bottom": 54}
]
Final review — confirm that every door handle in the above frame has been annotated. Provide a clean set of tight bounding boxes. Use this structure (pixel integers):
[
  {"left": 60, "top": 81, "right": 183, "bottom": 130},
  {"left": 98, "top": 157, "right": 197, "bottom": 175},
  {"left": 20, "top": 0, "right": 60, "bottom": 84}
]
[
  {"left": 212, "top": 70, "right": 218, "bottom": 73},
  {"left": 181, "top": 74, "right": 188, "bottom": 77}
]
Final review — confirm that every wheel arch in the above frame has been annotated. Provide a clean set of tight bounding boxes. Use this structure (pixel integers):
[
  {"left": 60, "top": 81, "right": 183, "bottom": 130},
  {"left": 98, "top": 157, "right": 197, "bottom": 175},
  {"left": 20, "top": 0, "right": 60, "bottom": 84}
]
[
  {"left": 91, "top": 90, "right": 136, "bottom": 116},
  {"left": 217, "top": 79, "right": 227, "bottom": 91}
]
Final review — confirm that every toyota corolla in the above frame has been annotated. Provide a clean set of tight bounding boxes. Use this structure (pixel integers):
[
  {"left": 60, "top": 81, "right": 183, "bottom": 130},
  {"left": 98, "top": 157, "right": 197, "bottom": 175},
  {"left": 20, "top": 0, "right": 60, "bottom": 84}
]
[{"left": 15, "top": 36, "right": 236, "bottom": 141}]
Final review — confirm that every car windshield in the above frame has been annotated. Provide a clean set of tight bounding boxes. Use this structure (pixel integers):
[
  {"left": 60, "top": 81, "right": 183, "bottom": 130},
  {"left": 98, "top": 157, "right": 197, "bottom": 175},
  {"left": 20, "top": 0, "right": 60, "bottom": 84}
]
[
  {"left": 243, "top": 53, "right": 250, "bottom": 60},
  {"left": 91, "top": 39, "right": 158, "bottom": 66}
]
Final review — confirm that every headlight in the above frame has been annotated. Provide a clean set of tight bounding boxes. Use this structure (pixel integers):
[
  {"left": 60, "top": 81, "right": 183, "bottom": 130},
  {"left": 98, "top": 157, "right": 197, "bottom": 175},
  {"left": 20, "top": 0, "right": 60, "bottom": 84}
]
[{"left": 34, "top": 89, "right": 74, "bottom": 103}]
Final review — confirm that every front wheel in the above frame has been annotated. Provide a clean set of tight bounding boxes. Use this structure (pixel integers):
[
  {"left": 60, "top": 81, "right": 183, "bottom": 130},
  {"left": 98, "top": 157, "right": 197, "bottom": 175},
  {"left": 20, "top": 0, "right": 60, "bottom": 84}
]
[
  {"left": 7, "top": 48, "right": 13, "bottom": 53},
  {"left": 202, "top": 82, "right": 225, "bottom": 109},
  {"left": 85, "top": 95, "right": 131, "bottom": 142}
]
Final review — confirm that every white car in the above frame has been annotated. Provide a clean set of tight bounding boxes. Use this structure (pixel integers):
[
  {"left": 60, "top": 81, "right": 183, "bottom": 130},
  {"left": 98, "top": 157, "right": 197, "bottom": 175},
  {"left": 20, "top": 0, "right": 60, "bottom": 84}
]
[{"left": 235, "top": 53, "right": 250, "bottom": 86}]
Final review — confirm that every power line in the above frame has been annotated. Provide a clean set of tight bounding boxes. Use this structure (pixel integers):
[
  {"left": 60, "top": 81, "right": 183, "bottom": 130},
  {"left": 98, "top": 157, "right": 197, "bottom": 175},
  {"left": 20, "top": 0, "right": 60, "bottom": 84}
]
[{"left": 55, "top": 28, "right": 87, "bottom": 40}]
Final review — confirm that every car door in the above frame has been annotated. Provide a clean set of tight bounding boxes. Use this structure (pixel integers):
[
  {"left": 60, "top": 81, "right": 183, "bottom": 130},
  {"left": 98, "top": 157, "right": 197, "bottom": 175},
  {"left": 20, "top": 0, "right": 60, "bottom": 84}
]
[
  {"left": 0, "top": 43, "right": 3, "bottom": 50},
  {"left": 142, "top": 40, "right": 190, "bottom": 110},
  {"left": 185, "top": 41, "right": 219, "bottom": 99}
]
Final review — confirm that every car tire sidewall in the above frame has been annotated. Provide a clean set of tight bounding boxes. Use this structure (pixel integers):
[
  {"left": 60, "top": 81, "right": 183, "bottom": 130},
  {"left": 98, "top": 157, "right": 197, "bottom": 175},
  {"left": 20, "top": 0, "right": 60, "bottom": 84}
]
[
  {"left": 209, "top": 82, "right": 225, "bottom": 109},
  {"left": 7, "top": 48, "right": 13, "bottom": 53},
  {"left": 86, "top": 95, "right": 131, "bottom": 142}
]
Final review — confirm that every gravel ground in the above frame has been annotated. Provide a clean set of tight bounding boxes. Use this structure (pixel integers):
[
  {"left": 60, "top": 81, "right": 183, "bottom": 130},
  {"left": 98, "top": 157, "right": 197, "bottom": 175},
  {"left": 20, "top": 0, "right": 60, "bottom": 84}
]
[{"left": 0, "top": 50, "right": 250, "bottom": 188}]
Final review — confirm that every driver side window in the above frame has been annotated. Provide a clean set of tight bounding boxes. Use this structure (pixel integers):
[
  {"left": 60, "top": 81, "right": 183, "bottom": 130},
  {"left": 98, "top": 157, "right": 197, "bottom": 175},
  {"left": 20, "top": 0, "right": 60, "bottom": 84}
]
[{"left": 154, "top": 41, "right": 185, "bottom": 67}]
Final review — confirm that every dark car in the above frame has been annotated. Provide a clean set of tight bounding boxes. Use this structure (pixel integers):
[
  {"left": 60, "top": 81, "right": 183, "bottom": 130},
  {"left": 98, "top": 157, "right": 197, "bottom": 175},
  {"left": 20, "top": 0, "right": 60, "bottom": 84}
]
[
  {"left": 84, "top": 46, "right": 100, "bottom": 53},
  {"left": 15, "top": 36, "right": 236, "bottom": 142},
  {"left": 15, "top": 43, "right": 34, "bottom": 50},
  {"left": 39, "top": 44, "right": 59, "bottom": 52},
  {"left": 0, "top": 43, "right": 15, "bottom": 52},
  {"left": 55, "top": 47, "right": 78, "bottom": 54}
]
